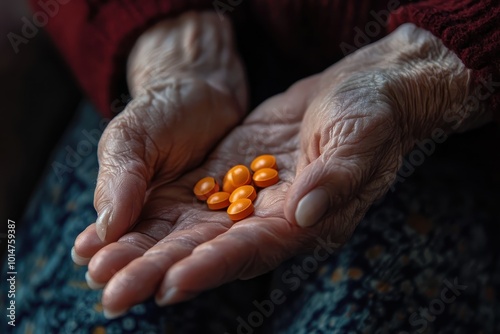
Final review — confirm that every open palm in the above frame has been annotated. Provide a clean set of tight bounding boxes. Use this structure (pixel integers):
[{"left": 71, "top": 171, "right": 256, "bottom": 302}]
[
  {"left": 89, "top": 65, "right": 401, "bottom": 317},
  {"left": 86, "top": 77, "right": 319, "bottom": 317},
  {"left": 83, "top": 24, "right": 478, "bottom": 318}
]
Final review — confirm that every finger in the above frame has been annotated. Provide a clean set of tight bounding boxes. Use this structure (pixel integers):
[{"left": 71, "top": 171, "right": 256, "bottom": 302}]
[
  {"left": 100, "top": 214, "right": 232, "bottom": 318},
  {"left": 71, "top": 224, "right": 108, "bottom": 265},
  {"left": 85, "top": 232, "right": 157, "bottom": 289},
  {"left": 84, "top": 199, "right": 180, "bottom": 286},
  {"left": 154, "top": 218, "right": 311, "bottom": 306},
  {"left": 85, "top": 182, "right": 194, "bottom": 290},
  {"left": 72, "top": 176, "right": 175, "bottom": 264},
  {"left": 285, "top": 155, "right": 364, "bottom": 228},
  {"left": 93, "top": 112, "right": 156, "bottom": 244}
]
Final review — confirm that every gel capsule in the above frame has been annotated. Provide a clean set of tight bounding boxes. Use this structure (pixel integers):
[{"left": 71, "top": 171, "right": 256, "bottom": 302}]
[
  {"left": 207, "top": 192, "right": 231, "bottom": 210},
  {"left": 250, "top": 154, "right": 277, "bottom": 172},
  {"left": 223, "top": 165, "right": 252, "bottom": 193},
  {"left": 229, "top": 185, "right": 257, "bottom": 203},
  {"left": 252, "top": 168, "right": 279, "bottom": 188},
  {"left": 193, "top": 176, "right": 219, "bottom": 201},
  {"left": 227, "top": 198, "right": 254, "bottom": 221}
]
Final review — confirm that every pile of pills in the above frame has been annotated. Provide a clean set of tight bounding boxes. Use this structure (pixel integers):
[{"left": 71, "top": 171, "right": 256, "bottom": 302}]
[{"left": 193, "top": 154, "right": 279, "bottom": 221}]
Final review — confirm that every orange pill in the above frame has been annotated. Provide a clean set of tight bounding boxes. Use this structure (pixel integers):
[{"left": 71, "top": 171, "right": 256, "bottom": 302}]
[
  {"left": 229, "top": 185, "right": 257, "bottom": 203},
  {"left": 227, "top": 198, "right": 254, "bottom": 221},
  {"left": 250, "top": 154, "right": 277, "bottom": 172},
  {"left": 252, "top": 168, "right": 279, "bottom": 188},
  {"left": 193, "top": 176, "right": 219, "bottom": 201},
  {"left": 223, "top": 165, "right": 252, "bottom": 192},
  {"left": 207, "top": 192, "right": 231, "bottom": 210},
  {"left": 229, "top": 165, "right": 252, "bottom": 186},
  {"left": 222, "top": 172, "right": 237, "bottom": 193}
]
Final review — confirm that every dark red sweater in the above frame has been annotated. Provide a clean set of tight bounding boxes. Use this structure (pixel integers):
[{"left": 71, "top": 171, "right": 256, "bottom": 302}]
[{"left": 30, "top": 0, "right": 499, "bottom": 119}]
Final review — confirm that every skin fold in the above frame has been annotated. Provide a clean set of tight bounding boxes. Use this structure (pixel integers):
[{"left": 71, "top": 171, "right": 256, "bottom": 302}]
[{"left": 71, "top": 12, "right": 491, "bottom": 318}]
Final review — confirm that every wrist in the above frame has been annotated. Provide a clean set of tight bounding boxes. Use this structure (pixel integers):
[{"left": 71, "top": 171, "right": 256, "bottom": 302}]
[
  {"left": 127, "top": 11, "right": 248, "bottom": 111},
  {"left": 385, "top": 24, "right": 490, "bottom": 146}
]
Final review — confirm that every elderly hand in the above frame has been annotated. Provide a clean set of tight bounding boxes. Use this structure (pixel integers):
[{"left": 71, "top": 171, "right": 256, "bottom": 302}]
[
  {"left": 71, "top": 12, "right": 247, "bottom": 262},
  {"left": 81, "top": 23, "right": 491, "bottom": 318}
]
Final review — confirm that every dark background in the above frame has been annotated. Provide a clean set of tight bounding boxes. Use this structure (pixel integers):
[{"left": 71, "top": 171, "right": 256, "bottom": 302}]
[{"left": 0, "top": 0, "right": 81, "bottom": 256}]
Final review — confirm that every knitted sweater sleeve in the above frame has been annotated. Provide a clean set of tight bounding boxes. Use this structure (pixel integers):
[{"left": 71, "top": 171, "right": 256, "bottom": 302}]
[
  {"left": 28, "top": 0, "right": 214, "bottom": 117},
  {"left": 31, "top": 1, "right": 499, "bottom": 118}
]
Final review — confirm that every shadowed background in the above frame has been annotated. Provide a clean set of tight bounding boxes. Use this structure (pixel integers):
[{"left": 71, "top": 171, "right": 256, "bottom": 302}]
[{"left": 0, "top": 0, "right": 81, "bottom": 256}]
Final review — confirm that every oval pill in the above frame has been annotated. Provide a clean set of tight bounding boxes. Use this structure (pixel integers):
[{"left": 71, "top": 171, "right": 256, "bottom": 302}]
[
  {"left": 229, "top": 165, "right": 252, "bottom": 187},
  {"left": 222, "top": 172, "right": 237, "bottom": 193},
  {"left": 223, "top": 165, "right": 251, "bottom": 192},
  {"left": 229, "top": 185, "right": 257, "bottom": 203},
  {"left": 252, "top": 168, "right": 279, "bottom": 188},
  {"left": 250, "top": 154, "right": 277, "bottom": 172},
  {"left": 227, "top": 198, "right": 254, "bottom": 221},
  {"left": 207, "top": 192, "right": 231, "bottom": 210},
  {"left": 193, "top": 176, "right": 219, "bottom": 201}
]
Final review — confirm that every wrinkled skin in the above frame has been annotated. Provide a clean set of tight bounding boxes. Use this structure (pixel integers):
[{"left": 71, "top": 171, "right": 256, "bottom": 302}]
[
  {"left": 86, "top": 12, "right": 248, "bottom": 244},
  {"left": 72, "top": 15, "right": 491, "bottom": 317}
]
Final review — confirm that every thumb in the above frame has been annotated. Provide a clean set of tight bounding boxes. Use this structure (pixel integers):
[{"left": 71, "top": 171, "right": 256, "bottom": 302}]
[
  {"left": 284, "top": 154, "right": 366, "bottom": 228},
  {"left": 284, "top": 88, "right": 400, "bottom": 228},
  {"left": 93, "top": 114, "right": 154, "bottom": 243}
]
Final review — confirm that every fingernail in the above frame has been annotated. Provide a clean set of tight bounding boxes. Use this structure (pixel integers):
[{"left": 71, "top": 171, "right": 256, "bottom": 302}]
[
  {"left": 295, "top": 188, "right": 330, "bottom": 227},
  {"left": 96, "top": 207, "right": 112, "bottom": 242},
  {"left": 71, "top": 247, "right": 90, "bottom": 266},
  {"left": 155, "top": 287, "right": 198, "bottom": 306},
  {"left": 103, "top": 308, "right": 126, "bottom": 320},
  {"left": 155, "top": 287, "right": 178, "bottom": 306},
  {"left": 85, "top": 271, "right": 106, "bottom": 290}
]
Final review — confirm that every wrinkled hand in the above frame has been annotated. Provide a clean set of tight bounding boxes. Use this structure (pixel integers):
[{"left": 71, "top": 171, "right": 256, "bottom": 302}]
[
  {"left": 81, "top": 23, "right": 491, "bottom": 318},
  {"left": 71, "top": 11, "right": 247, "bottom": 261}
]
